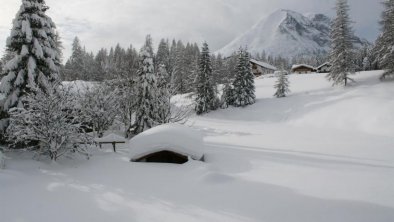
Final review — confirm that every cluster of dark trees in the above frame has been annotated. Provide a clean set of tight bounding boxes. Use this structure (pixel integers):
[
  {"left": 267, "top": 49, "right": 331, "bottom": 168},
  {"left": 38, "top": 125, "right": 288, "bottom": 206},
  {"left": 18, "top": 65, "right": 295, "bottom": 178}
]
[{"left": 59, "top": 37, "right": 239, "bottom": 95}]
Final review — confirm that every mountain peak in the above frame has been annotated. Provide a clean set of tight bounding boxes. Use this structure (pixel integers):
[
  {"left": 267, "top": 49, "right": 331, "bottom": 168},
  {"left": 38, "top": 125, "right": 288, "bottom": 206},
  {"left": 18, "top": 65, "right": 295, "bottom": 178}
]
[
  {"left": 218, "top": 10, "right": 334, "bottom": 58},
  {"left": 217, "top": 9, "right": 330, "bottom": 58}
]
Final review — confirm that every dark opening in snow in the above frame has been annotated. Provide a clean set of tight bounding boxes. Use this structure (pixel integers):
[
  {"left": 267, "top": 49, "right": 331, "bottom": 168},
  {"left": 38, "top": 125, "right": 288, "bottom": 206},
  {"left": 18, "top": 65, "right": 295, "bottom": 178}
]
[{"left": 134, "top": 150, "right": 189, "bottom": 164}]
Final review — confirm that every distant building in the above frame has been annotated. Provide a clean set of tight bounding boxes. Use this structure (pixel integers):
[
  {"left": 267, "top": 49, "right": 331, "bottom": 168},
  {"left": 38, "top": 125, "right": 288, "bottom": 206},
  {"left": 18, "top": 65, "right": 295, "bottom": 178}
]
[
  {"left": 291, "top": 64, "right": 316, "bottom": 74},
  {"left": 317, "top": 62, "right": 331, "bottom": 73},
  {"left": 250, "top": 59, "right": 277, "bottom": 77}
]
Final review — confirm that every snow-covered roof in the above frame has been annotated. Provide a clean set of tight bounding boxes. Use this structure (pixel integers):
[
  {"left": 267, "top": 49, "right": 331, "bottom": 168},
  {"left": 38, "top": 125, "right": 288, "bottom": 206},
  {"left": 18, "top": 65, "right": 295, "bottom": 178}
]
[
  {"left": 129, "top": 124, "right": 204, "bottom": 161},
  {"left": 291, "top": 64, "right": 316, "bottom": 70},
  {"left": 250, "top": 59, "right": 278, "bottom": 71},
  {"left": 95, "top": 134, "right": 127, "bottom": 143},
  {"left": 317, "top": 62, "right": 331, "bottom": 69}
]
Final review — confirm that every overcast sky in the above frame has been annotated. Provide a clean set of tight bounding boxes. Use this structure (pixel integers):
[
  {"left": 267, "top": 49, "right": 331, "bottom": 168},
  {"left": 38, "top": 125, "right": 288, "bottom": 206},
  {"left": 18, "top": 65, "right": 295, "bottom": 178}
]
[{"left": 0, "top": 0, "right": 382, "bottom": 59}]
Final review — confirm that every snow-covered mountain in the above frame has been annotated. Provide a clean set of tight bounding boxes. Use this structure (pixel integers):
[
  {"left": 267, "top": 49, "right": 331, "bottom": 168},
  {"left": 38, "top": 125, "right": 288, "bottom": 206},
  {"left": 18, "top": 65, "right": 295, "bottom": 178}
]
[{"left": 218, "top": 9, "right": 363, "bottom": 58}]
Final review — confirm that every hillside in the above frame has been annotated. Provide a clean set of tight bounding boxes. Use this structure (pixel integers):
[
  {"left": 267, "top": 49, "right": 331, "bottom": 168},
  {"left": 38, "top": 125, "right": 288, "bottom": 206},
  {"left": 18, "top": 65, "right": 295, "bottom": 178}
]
[
  {"left": 1, "top": 71, "right": 394, "bottom": 222},
  {"left": 218, "top": 9, "right": 365, "bottom": 58}
]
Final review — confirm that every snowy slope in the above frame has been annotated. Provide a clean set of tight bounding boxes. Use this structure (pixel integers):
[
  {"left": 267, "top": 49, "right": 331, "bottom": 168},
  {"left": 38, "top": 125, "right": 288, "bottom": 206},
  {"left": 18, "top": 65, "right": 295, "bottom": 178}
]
[
  {"left": 1, "top": 71, "right": 394, "bottom": 222},
  {"left": 218, "top": 9, "right": 363, "bottom": 58}
]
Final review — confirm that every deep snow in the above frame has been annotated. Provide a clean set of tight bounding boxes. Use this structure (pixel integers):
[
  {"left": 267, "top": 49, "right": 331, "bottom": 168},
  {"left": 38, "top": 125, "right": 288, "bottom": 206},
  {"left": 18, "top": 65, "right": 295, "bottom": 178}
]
[
  {"left": 1, "top": 71, "right": 394, "bottom": 222},
  {"left": 129, "top": 124, "right": 204, "bottom": 161}
]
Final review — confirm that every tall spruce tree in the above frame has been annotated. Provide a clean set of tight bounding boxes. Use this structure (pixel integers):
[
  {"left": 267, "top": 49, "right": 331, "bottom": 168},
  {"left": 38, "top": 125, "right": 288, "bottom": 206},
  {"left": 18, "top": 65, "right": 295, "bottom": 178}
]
[
  {"left": 221, "top": 78, "right": 234, "bottom": 108},
  {"left": 0, "top": 0, "right": 61, "bottom": 132},
  {"left": 156, "top": 64, "right": 171, "bottom": 123},
  {"left": 195, "top": 42, "right": 217, "bottom": 115},
  {"left": 377, "top": 0, "right": 394, "bottom": 80},
  {"left": 156, "top": 39, "right": 170, "bottom": 71},
  {"left": 168, "top": 39, "right": 177, "bottom": 76},
  {"left": 232, "top": 48, "right": 255, "bottom": 107},
  {"left": 171, "top": 41, "right": 187, "bottom": 94},
  {"left": 327, "top": 0, "right": 356, "bottom": 86},
  {"left": 274, "top": 71, "right": 290, "bottom": 98},
  {"left": 64, "top": 37, "right": 85, "bottom": 80},
  {"left": 132, "top": 35, "right": 159, "bottom": 135}
]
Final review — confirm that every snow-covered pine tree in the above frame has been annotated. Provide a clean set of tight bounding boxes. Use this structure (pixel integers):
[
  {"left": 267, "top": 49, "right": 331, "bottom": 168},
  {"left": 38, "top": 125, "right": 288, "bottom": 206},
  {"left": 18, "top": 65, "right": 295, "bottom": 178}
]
[
  {"left": 132, "top": 35, "right": 159, "bottom": 135},
  {"left": 168, "top": 39, "right": 177, "bottom": 76},
  {"left": 224, "top": 52, "right": 238, "bottom": 80},
  {"left": 0, "top": 0, "right": 61, "bottom": 133},
  {"left": 274, "top": 71, "right": 290, "bottom": 98},
  {"left": 171, "top": 41, "right": 187, "bottom": 94},
  {"left": 377, "top": 0, "right": 394, "bottom": 80},
  {"left": 64, "top": 37, "right": 85, "bottom": 80},
  {"left": 94, "top": 48, "right": 109, "bottom": 81},
  {"left": 213, "top": 54, "right": 226, "bottom": 85},
  {"left": 184, "top": 43, "right": 200, "bottom": 92},
  {"left": 156, "top": 39, "right": 170, "bottom": 72},
  {"left": 221, "top": 78, "right": 234, "bottom": 108},
  {"left": 327, "top": 0, "right": 356, "bottom": 86},
  {"left": 124, "top": 45, "right": 139, "bottom": 78},
  {"left": 195, "top": 42, "right": 217, "bottom": 115},
  {"left": 156, "top": 64, "right": 171, "bottom": 123},
  {"left": 232, "top": 48, "right": 255, "bottom": 107}
]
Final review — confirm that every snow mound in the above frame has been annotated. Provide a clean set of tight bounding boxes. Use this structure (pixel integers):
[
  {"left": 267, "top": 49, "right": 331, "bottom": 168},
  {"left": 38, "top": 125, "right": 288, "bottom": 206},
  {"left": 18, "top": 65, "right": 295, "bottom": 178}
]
[{"left": 129, "top": 124, "right": 204, "bottom": 161}]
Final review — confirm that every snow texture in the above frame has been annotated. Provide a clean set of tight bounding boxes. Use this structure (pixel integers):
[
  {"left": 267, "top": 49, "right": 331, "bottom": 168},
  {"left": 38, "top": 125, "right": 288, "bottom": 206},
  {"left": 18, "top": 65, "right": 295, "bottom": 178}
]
[
  {"left": 1, "top": 71, "right": 394, "bottom": 222},
  {"left": 129, "top": 124, "right": 204, "bottom": 161}
]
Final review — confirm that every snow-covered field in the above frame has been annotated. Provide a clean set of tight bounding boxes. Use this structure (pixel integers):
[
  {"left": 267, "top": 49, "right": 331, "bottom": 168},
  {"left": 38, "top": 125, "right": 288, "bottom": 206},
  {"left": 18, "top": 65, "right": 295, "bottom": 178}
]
[{"left": 1, "top": 71, "right": 394, "bottom": 222}]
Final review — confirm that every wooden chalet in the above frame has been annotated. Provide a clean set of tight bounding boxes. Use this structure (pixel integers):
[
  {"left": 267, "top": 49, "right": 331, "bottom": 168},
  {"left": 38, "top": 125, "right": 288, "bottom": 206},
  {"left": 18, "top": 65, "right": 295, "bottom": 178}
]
[
  {"left": 250, "top": 59, "right": 278, "bottom": 77},
  {"left": 291, "top": 64, "right": 316, "bottom": 74},
  {"left": 317, "top": 62, "right": 331, "bottom": 73}
]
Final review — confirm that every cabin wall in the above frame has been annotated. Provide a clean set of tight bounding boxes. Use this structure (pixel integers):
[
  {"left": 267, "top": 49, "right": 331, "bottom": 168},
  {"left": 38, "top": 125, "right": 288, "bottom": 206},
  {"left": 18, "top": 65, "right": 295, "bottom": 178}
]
[
  {"left": 251, "top": 63, "right": 275, "bottom": 77},
  {"left": 293, "top": 68, "right": 315, "bottom": 74}
]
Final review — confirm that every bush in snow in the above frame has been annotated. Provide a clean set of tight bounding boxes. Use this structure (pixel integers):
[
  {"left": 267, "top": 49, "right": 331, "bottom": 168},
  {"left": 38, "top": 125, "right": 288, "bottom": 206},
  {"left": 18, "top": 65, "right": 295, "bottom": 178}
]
[
  {"left": 79, "top": 83, "right": 119, "bottom": 138},
  {"left": 195, "top": 42, "right": 218, "bottom": 115},
  {"left": 232, "top": 48, "right": 255, "bottom": 107},
  {"left": 376, "top": 0, "right": 394, "bottom": 81},
  {"left": 6, "top": 83, "right": 91, "bottom": 161},
  {"left": 327, "top": 0, "right": 356, "bottom": 86},
  {"left": 107, "top": 78, "right": 137, "bottom": 138},
  {"left": 0, "top": 0, "right": 61, "bottom": 132},
  {"left": 274, "top": 71, "right": 290, "bottom": 98}
]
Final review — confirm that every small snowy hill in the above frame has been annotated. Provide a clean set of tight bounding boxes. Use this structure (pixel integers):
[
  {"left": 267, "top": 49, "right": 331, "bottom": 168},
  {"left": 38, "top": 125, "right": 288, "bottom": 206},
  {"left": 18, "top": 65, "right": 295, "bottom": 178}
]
[
  {"left": 1, "top": 71, "right": 394, "bottom": 222},
  {"left": 218, "top": 9, "right": 364, "bottom": 57}
]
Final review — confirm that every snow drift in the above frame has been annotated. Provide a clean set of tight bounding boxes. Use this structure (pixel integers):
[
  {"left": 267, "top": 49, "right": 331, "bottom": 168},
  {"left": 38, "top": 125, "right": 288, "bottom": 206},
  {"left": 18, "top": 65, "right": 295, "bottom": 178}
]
[{"left": 129, "top": 124, "right": 204, "bottom": 162}]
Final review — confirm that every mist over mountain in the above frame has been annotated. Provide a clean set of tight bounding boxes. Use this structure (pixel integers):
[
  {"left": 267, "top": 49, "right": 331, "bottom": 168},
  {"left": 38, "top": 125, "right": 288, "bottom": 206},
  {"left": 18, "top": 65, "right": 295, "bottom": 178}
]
[{"left": 218, "top": 9, "right": 365, "bottom": 58}]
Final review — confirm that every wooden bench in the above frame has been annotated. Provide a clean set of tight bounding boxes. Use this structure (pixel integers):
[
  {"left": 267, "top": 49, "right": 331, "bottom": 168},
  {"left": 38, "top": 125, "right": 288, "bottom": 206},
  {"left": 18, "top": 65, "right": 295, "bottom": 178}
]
[{"left": 94, "top": 134, "right": 127, "bottom": 153}]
